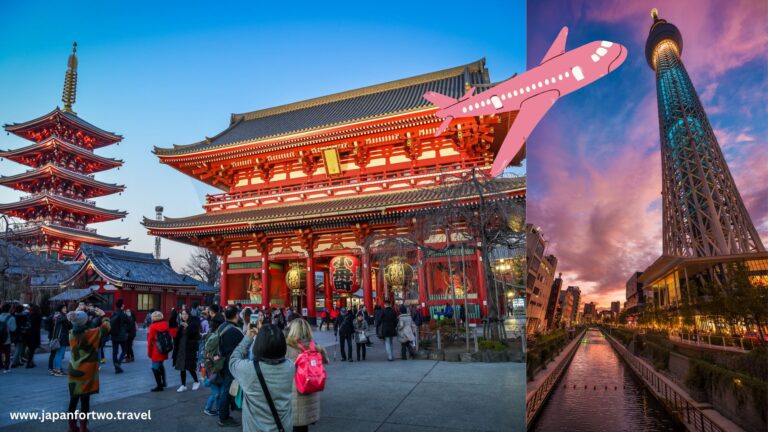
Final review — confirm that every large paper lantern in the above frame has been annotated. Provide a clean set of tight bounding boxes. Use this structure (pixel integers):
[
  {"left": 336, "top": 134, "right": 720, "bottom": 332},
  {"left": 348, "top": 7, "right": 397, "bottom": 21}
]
[
  {"left": 330, "top": 255, "right": 361, "bottom": 297},
  {"left": 285, "top": 262, "right": 306, "bottom": 296},
  {"left": 384, "top": 256, "right": 414, "bottom": 295}
]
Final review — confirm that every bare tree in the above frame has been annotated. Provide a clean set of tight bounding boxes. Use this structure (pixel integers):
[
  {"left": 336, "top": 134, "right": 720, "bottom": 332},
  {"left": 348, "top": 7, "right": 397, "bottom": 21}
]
[
  {"left": 367, "top": 169, "right": 525, "bottom": 341},
  {"left": 183, "top": 247, "right": 221, "bottom": 288}
]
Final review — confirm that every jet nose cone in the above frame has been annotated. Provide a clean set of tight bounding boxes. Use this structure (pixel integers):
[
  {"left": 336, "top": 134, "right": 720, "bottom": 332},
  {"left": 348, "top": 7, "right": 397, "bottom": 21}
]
[{"left": 608, "top": 43, "right": 627, "bottom": 73}]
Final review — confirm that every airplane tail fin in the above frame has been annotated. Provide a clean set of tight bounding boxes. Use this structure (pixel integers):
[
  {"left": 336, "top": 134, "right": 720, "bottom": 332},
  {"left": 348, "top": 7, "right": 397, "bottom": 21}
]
[{"left": 423, "top": 91, "right": 458, "bottom": 109}]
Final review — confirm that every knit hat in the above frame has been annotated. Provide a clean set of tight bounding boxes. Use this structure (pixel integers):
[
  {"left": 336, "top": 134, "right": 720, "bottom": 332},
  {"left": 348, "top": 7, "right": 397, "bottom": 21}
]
[{"left": 67, "top": 310, "right": 88, "bottom": 327}]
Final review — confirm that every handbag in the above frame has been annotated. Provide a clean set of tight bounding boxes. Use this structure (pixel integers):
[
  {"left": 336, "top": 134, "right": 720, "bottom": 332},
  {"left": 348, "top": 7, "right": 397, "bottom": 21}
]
[
  {"left": 253, "top": 359, "right": 285, "bottom": 432},
  {"left": 49, "top": 323, "right": 62, "bottom": 350},
  {"left": 356, "top": 331, "right": 368, "bottom": 344}
]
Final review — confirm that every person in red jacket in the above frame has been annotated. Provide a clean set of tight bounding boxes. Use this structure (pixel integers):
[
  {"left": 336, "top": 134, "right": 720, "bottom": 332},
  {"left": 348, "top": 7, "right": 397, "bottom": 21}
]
[{"left": 147, "top": 311, "right": 170, "bottom": 392}]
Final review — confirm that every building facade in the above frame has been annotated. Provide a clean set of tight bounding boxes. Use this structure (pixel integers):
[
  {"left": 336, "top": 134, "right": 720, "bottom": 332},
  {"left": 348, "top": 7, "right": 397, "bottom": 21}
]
[
  {"left": 144, "top": 60, "right": 526, "bottom": 324},
  {"left": 526, "top": 224, "right": 557, "bottom": 334},
  {"left": 544, "top": 272, "right": 562, "bottom": 330},
  {"left": 0, "top": 43, "right": 128, "bottom": 259}
]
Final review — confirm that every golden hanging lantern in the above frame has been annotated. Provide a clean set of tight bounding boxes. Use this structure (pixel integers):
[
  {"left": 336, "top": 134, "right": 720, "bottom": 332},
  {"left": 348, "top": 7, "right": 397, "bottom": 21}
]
[
  {"left": 285, "top": 262, "right": 307, "bottom": 296},
  {"left": 384, "top": 256, "right": 414, "bottom": 295}
]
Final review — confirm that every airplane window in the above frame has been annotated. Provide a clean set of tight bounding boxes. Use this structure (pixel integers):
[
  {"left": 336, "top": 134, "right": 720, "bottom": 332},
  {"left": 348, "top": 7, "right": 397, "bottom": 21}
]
[
  {"left": 507, "top": 92, "right": 512, "bottom": 98},
  {"left": 572, "top": 66, "right": 584, "bottom": 81},
  {"left": 469, "top": 105, "right": 473, "bottom": 111},
  {"left": 474, "top": 103, "right": 479, "bottom": 109},
  {"left": 601, "top": 41, "right": 613, "bottom": 48},
  {"left": 501, "top": 94, "right": 506, "bottom": 100},
  {"left": 596, "top": 47, "right": 608, "bottom": 56},
  {"left": 545, "top": 79, "right": 549, "bottom": 85},
  {"left": 591, "top": 54, "right": 600, "bottom": 62},
  {"left": 491, "top": 96, "right": 503, "bottom": 109},
  {"left": 519, "top": 88, "right": 523, "bottom": 94},
  {"left": 513, "top": 90, "right": 518, "bottom": 96},
  {"left": 558, "top": 74, "right": 563, "bottom": 80},
  {"left": 525, "top": 86, "right": 530, "bottom": 92},
  {"left": 565, "top": 71, "right": 570, "bottom": 78},
  {"left": 462, "top": 107, "right": 467, "bottom": 113},
  {"left": 538, "top": 81, "right": 543, "bottom": 87},
  {"left": 481, "top": 101, "right": 485, "bottom": 107}
]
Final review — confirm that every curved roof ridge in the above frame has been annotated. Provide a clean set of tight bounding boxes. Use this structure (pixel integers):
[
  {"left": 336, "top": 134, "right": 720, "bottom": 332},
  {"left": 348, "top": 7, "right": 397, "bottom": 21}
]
[{"left": 230, "top": 59, "right": 486, "bottom": 124}]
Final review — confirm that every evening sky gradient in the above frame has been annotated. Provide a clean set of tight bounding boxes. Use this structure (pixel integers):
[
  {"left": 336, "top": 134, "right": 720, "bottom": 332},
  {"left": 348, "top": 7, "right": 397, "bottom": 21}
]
[
  {"left": 527, "top": 0, "right": 768, "bottom": 309},
  {"left": 0, "top": 0, "right": 526, "bottom": 272}
]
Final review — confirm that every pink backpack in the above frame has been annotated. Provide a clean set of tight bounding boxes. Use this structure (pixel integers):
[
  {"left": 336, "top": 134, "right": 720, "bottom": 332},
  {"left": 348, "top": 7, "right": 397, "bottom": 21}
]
[{"left": 294, "top": 341, "right": 326, "bottom": 394}]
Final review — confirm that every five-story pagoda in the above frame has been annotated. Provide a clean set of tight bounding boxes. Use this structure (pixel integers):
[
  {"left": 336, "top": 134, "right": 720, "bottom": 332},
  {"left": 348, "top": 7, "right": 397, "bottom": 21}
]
[{"left": 0, "top": 43, "right": 128, "bottom": 259}]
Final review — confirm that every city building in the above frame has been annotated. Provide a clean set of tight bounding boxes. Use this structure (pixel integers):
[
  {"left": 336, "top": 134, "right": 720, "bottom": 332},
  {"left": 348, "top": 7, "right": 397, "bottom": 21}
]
[
  {"left": 566, "top": 285, "right": 581, "bottom": 324},
  {"left": 639, "top": 10, "right": 768, "bottom": 321},
  {"left": 144, "top": 60, "right": 526, "bottom": 324},
  {"left": 583, "top": 301, "right": 596, "bottom": 321},
  {"left": 557, "top": 285, "right": 580, "bottom": 327},
  {"left": 544, "top": 272, "right": 562, "bottom": 330},
  {"left": 610, "top": 300, "right": 620, "bottom": 319},
  {"left": 624, "top": 271, "right": 645, "bottom": 315},
  {"left": 526, "top": 224, "right": 557, "bottom": 334},
  {"left": 0, "top": 43, "right": 129, "bottom": 258}
]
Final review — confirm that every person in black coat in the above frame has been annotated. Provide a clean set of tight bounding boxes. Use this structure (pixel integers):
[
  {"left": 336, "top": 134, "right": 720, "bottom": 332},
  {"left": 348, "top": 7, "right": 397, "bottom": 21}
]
[
  {"left": 124, "top": 309, "right": 137, "bottom": 362},
  {"left": 216, "top": 306, "right": 244, "bottom": 426},
  {"left": 23, "top": 304, "right": 42, "bottom": 368},
  {"left": 379, "top": 301, "right": 398, "bottom": 361},
  {"left": 10, "top": 304, "right": 29, "bottom": 367},
  {"left": 338, "top": 309, "right": 355, "bottom": 362},
  {"left": 173, "top": 310, "right": 201, "bottom": 391},
  {"left": 110, "top": 299, "right": 130, "bottom": 373},
  {"left": 48, "top": 304, "right": 72, "bottom": 376}
]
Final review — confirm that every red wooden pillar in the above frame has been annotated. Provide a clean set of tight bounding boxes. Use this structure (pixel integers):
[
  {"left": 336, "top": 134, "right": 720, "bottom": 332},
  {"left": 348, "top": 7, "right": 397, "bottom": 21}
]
[
  {"left": 220, "top": 254, "right": 228, "bottom": 305},
  {"left": 375, "top": 268, "right": 384, "bottom": 308},
  {"left": 261, "top": 250, "right": 271, "bottom": 309},
  {"left": 362, "top": 249, "right": 373, "bottom": 313},
  {"left": 417, "top": 248, "right": 428, "bottom": 308},
  {"left": 324, "top": 268, "right": 332, "bottom": 309},
  {"left": 476, "top": 249, "right": 488, "bottom": 318},
  {"left": 306, "top": 255, "right": 316, "bottom": 324}
]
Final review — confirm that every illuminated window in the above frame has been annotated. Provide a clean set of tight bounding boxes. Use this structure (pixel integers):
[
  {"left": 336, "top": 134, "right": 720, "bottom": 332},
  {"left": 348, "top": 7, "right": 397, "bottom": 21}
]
[
  {"left": 601, "top": 41, "right": 613, "bottom": 48},
  {"left": 481, "top": 101, "right": 485, "bottom": 107},
  {"left": 138, "top": 293, "right": 160, "bottom": 311},
  {"left": 490, "top": 96, "right": 503, "bottom": 109},
  {"left": 525, "top": 86, "right": 530, "bottom": 92},
  {"left": 500, "top": 94, "right": 506, "bottom": 100},
  {"left": 565, "top": 71, "right": 570, "bottom": 78},
  {"left": 591, "top": 54, "right": 600, "bottom": 62},
  {"left": 538, "top": 81, "right": 542, "bottom": 88},
  {"left": 513, "top": 90, "right": 518, "bottom": 96},
  {"left": 474, "top": 103, "right": 479, "bottom": 109},
  {"left": 469, "top": 105, "right": 473, "bottom": 111},
  {"left": 596, "top": 47, "right": 608, "bottom": 56},
  {"left": 462, "top": 107, "right": 467, "bottom": 113},
  {"left": 545, "top": 79, "right": 549, "bottom": 85},
  {"left": 558, "top": 74, "right": 563, "bottom": 80}
]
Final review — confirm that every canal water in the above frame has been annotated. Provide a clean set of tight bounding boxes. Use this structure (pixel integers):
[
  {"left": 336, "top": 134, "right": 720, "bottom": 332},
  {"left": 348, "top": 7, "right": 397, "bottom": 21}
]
[{"left": 532, "top": 329, "right": 683, "bottom": 431}]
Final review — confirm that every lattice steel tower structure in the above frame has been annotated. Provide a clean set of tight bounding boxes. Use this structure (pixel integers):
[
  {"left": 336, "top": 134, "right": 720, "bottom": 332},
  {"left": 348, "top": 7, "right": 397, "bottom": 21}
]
[{"left": 645, "top": 8, "right": 765, "bottom": 257}]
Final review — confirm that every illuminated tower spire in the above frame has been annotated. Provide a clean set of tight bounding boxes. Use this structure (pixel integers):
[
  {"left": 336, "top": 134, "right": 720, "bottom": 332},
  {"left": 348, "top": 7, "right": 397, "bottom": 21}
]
[
  {"left": 62, "top": 42, "right": 78, "bottom": 115},
  {"left": 645, "top": 9, "right": 765, "bottom": 256}
]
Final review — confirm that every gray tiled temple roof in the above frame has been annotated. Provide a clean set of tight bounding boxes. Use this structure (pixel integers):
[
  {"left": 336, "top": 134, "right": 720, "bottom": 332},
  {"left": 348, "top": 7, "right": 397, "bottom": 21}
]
[
  {"left": 76, "top": 244, "right": 205, "bottom": 288},
  {"left": 154, "top": 59, "right": 491, "bottom": 156},
  {"left": 3, "top": 108, "right": 122, "bottom": 143},
  {"left": 50, "top": 288, "right": 108, "bottom": 303}
]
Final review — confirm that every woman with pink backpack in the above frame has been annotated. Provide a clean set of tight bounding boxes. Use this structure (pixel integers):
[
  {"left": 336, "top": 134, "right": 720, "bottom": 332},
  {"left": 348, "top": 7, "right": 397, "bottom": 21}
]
[{"left": 286, "top": 318, "right": 329, "bottom": 431}]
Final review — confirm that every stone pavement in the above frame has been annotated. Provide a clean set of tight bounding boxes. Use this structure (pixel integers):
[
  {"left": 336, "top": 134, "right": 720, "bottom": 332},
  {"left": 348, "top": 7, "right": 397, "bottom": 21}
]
[{"left": 0, "top": 327, "right": 524, "bottom": 431}]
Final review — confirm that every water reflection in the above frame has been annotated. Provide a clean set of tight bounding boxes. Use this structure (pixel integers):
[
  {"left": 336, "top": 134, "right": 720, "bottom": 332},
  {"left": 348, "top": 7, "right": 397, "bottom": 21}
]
[{"left": 532, "top": 329, "right": 682, "bottom": 431}]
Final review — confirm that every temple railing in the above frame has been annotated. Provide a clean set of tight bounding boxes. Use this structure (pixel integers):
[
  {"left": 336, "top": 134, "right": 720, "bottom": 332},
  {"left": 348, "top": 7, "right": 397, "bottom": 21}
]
[{"left": 205, "top": 160, "right": 490, "bottom": 206}]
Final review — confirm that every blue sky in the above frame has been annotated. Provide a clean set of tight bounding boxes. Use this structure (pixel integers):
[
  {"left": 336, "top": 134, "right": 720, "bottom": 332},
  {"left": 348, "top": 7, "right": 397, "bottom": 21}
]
[{"left": 0, "top": 0, "right": 526, "bottom": 271}]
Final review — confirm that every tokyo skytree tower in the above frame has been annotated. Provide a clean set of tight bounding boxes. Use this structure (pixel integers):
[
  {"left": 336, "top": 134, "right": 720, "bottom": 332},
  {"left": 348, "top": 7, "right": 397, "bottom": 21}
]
[{"left": 645, "top": 8, "right": 765, "bottom": 257}]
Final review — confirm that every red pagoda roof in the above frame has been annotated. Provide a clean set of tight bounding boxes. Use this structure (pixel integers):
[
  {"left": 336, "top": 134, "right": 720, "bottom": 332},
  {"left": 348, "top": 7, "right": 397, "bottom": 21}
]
[
  {"left": 4, "top": 107, "right": 123, "bottom": 149},
  {"left": 144, "top": 177, "right": 525, "bottom": 238},
  {"left": 154, "top": 59, "right": 491, "bottom": 158},
  {"left": 0, "top": 136, "right": 123, "bottom": 173},
  {"left": 0, "top": 193, "right": 127, "bottom": 223},
  {"left": 8, "top": 222, "right": 129, "bottom": 247},
  {"left": 0, "top": 164, "right": 125, "bottom": 198}
]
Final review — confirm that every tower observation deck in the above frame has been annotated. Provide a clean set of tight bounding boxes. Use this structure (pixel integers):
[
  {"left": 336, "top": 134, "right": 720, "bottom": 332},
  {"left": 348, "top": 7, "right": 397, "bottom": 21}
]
[{"left": 645, "top": 9, "right": 764, "bottom": 256}]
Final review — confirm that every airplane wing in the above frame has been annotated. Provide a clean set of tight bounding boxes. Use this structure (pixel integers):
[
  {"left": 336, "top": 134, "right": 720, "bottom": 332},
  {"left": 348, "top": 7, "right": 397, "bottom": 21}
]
[
  {"left": 540, "top": 27, "right": 568, "bottom": 64},
  {"left": 490, "top": 91, "right": 558, "bottom": 177}
]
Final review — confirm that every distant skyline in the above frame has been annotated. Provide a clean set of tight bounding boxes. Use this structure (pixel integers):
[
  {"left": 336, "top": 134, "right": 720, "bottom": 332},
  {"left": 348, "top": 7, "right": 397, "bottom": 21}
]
[
  {"left": 0, "top": 0, "right": 526, "bottom": 272},
  {"left": 527, "top": 0, "right": 768, "bottom": 309}
]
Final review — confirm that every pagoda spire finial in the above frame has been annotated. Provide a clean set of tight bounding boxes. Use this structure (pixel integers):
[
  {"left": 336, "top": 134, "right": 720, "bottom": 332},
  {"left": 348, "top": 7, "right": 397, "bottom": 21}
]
[
  {"left": 650, "top": 8, "right": 660, "bottom": 22},
  {"left": 62, "top": 42, "right": 78, "bottom": 115}
]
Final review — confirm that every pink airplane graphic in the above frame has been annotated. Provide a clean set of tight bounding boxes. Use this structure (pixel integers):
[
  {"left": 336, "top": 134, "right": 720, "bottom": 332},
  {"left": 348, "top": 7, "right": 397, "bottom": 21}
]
[{"left": 423, "top": 27, "right": 627, "bottom": 177}]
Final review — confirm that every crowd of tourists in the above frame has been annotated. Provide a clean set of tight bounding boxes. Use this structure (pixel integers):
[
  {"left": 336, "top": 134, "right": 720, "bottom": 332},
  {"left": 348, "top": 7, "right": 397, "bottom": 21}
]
[{"left": 0, "top": 298, "right": 440, "bottom": 431}]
